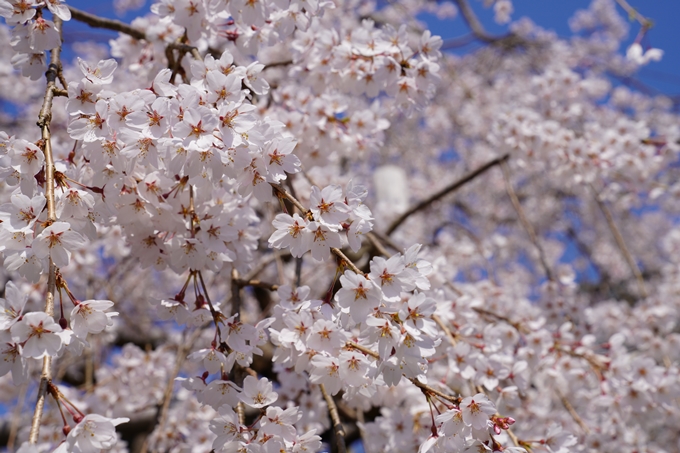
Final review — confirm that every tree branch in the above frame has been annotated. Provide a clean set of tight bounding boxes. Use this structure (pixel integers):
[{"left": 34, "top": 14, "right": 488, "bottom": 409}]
[
  {"left": 451, "top": 0, "right": 535, "bottom": 50},
  {"left": 320, "top": 384, "right": 347, "bottom": 453},
  {"left": 590, "top": 186, "right": 648, "bottom": 299},
  {"left": 139, "top": 329, "right": 200, "bottom": 453},
  {"left": 386, "top": 154, "right": 509, "bottom": 236},
  {"left": 613, "top": 0, "right": 653, "bottom": 30},
  {"left": 29, "top": 17, "right": 63, "bottom": 445},
  {"left": 68, "top": 6, "right": 146, "bottom": 41},
  {"left": 235, "top": 278, "right": 279, "bottom": 291},
  {"left": 501, "top": 161, "right": 554, "bottom": 282},
  {"left": 556, "top": 388, "right": 590, "bottom": 434}
]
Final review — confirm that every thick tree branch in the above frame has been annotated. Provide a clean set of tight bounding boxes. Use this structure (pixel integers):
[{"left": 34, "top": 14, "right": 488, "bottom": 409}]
[{"left": 386, "top": 154, "right": 509, "bottom": 236}]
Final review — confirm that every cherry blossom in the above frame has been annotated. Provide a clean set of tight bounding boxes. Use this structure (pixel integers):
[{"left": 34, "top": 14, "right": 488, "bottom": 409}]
[
  {"left": 0, "top": 280, "right": 27, "bottom": 329},
  {"left": 239, "top": 375, "right": 278, "bottom": 408},
  {"left": 69, "top": 299, "right": 118, "bottom": 339},
  {"left": 32, "top": 221, "right": 87, "bottom": 268},
  {"left": 0, "top": 0, "right": 679, "bottom": 452},
  {"left": 10, "top": 311, "right": 63, "bottom": 358},
  {"left": 460, "top": 393, "right": 497, "bottom": 430},
  {"left": 65, "top": 414, "right": 130, "bottom": 453}
]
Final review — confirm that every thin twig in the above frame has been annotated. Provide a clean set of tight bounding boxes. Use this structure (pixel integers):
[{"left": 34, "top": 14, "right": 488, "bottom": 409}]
[
  {"left": 452, "top": 0, "right": 495, "bottom": 42},
  {"left": 365, "top": 231, "right": 391, "bottom": 257},
  {"left": 345, "top": 341, "right": 462, "bottom": 404},
  {"left": 613, "top": 0, "right": 653, "bottom": 29},
  {"left": 472, "top": 307, "right": 529, "bottom": 335},
  {"left": 590, "top": 186, "right": 648, "bottom": 298},
  {"left": 506, "top": 427, "right": 520, "bottom": 447},
  {"left": 319, "top": 384, "right": 347, "bottom": 453},
  {"left": 432, "top": 314, "right": 458, "bottom": 346},
  {"left": 28, "top": 17, "right": 63, "bottom": 445},
  {"left": 408, "top": 377, "right": 461, "bottom": 404},
  {"left": 235, "top": 279, "right": 279, "bottom": 291},
  {"left": 386, "top": 154, "right": 509, "bottom": 235},
  {"left": 271, "top": 183, "right": 308, "bottom": 215},
  {"left": 139, "top": 329, "right": 201, "bottom": 453},
  {"left": 331, "top": 248, "right": 364, "bottom": 275},
  {"left": 501, "top": 161, "right": 554, "bottom": 282},
  {"left": 345, "top": 341, "right": 379, "bottom": 359},
  {"left": 68, "top": 6, "right": 146, "bottom": 40},
  {"left": 451, "top": 0, "right": 533, "bottom": 51},
  {"left": 367, "top": 231, "right": 402, "bottom": 253},
  {"left": 243, "top": 254, "right": 280, "bottom": 282},
  {"left": 556, "top": 388, "right": 590, "bottom": 434}
]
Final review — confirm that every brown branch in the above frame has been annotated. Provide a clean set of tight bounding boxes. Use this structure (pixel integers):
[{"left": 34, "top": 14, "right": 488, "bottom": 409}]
[
  {"left": 344, "top": 342, "right": 462, "bottom": 404},
  {"left": 501, "top": 161, "right": 554, "bottom": 282},
  {"left": 29, "top": 17, "right": 63, "bottom": 445},
  {"left": 590, "top": 186, "right": 648, "bottom": 299},
  {"left": 235, "top": 279, "right": 279, "bottom": 291},
  {"left": 365, "top": 231, "right": 391, "bottom": 257},
  {"left": 432, "top": 314, "right": 458, "bottom": 346},
  {"left": 139, "top": 329, "right": 201, "bottom": 453},
  {"left": 367, "top": 231, "right": 401, "bottom": 254},
  {"left": 320, "top": 384, "right": 347, "bottom": 453},
  {"left": 452, "top": 0, "right": 495, "bottom": 42},
  {"left": 613, "top": 0, "right": 653, "bottom": 30},
  {"left": 242, "top": 254, "right": 281, "bottom": 282},
  {"left": 472, "top": 307, "right": 529, "bottom": 335},
  {"left": 451, "top": 0, "right": 533, "bottom": 50},
  {"left": 386, "top": 154, "right": 509, "bottom": 235},
  {"left": 556, "top": 388, "right": 590, "bottom": 434},
  {"left": 331, "top": 248, "right": 364, "bottom": 275},
  {"left": 264, "top": 59, "right": 293, "bottom": 70},
  {"left": 345, "top": 341, "right": 379, "bottom": 359},
  {"left": 271, "top": 183, "right": 309, "bottom": 215},
  {"left": 408, "top": 377, "right": 461, "bottom": 404},
  {"left": 68, "top": 6, "right": 146, "bottom": 41}
]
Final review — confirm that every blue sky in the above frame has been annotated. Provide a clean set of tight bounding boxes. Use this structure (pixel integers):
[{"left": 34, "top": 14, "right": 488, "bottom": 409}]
[{"left": 423, "top": 0, "right": 680, "bottom": 97}]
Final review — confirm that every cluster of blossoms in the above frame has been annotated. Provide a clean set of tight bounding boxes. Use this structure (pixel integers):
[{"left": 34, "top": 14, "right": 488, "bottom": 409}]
[
  {"left": 269, "top": 183, "right": 373, "bottom": 259},
  {"left": 0, "top": 0, "right": 71, "bottom": 80},
  {"left": 1, "top": 0, "right": 680, "bottom": 452}
]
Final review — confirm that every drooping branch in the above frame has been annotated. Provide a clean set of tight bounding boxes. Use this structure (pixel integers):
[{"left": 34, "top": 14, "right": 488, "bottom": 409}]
[
  {"left": 590, "top": 186, "right": 648, "bottom": 299},
  {"left": 139, "top": 328, "right": 201, "bottom": 453},
  {"left": 320, "top": 384, "right": 347, "bottom": 453},
  {"left": 501, "top": 161, "right": 554, "bottom": 282},
  {"left": 556, "top": 388, "right": 590, "bottom": 434},
  {"left": 386, "top": 154, "right": 509, "bottom": 236},
  {"left": 28, "top": 17, "right": 64, "bottom": 445}
]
